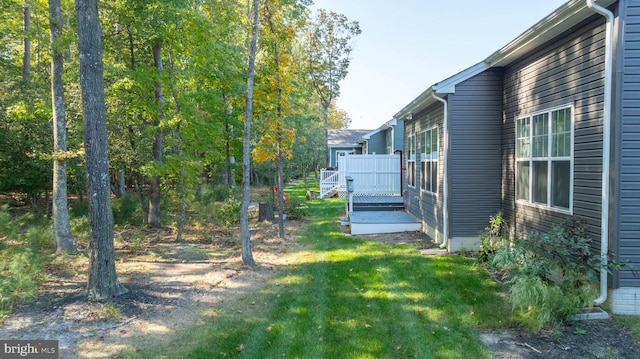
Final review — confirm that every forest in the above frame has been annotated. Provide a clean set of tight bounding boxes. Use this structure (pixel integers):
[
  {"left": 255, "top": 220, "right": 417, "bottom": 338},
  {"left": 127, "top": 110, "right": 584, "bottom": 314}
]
[{"left": 0, "top": 0, "right": 359, "bottom": 307}]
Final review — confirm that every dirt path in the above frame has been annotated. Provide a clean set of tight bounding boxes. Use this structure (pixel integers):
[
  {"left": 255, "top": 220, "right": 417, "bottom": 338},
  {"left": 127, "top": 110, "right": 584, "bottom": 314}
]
[
  {"left": 2, "top": 221, "right": 640, "bottom": 358},
  {"left": 1, "top": 222, "right": 299, "bottom": 358}
]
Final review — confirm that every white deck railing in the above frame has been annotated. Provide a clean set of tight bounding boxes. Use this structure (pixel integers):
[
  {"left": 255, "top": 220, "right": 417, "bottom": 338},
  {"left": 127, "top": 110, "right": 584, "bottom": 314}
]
[
  {"left": 320, "top": 154, "right": 401, "bottom": 198},
  {"left": 320, "top": 170, "right": 340, "bottom": 198}
]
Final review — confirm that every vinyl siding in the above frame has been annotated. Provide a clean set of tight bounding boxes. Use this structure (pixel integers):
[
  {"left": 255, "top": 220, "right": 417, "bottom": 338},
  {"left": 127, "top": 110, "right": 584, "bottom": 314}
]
[
  {"left": 502, "top": 17, "right": 606, "bottom": 239},
  {"left": 447, "top": 68, "right": 503, "bottom": 237},
  {"left": 405, "top": 104, "right": 444, "bottom": 234},
  {"left": 616, "top": 0, "right": 640, "bottom": 288},
  {"left": 367, "top": 132, "right": 386, "bottom": 154},
  {"left": 394, "top": 120, "right": 405, "bottom": 152}
]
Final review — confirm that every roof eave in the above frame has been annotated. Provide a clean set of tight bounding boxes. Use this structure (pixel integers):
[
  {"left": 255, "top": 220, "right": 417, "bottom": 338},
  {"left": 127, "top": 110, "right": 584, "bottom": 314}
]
[
  {"left": 393, "top": 62, "right": 489, "bottom": 120},
  {"left": 486, "top": 0, "right": 616, "bottom": 67}
]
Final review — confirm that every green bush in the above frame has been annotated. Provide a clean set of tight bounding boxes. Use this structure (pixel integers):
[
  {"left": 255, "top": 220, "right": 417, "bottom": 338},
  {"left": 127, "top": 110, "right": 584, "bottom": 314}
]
[
  {"left": 0, "top": 248, "right": 44, "bottom": 318},
  {"left": 284, "top": 197, "right": 308, "bottom": 220},
  {"left": 477, "top": 210, "right": 506, "bottom": 262},
  {"left": 0, "top": 206, "right": 12, "bottom": 238},
  {"left": 216, "top": 197, "right": 241, "bottom": 228},
  {"left": 69, "top": 216, "right": 90, "bottom": 245},
  {"left": 69, "top": 200, "right": 88, "bottom": 219},
  {"left": 488, "top": 217, "right": 601, "bottom": 329},
  {"left": 201, "top": 183, "right": 234, "bottom": 203},
  {"left": 112, "top": 195, "right": 142, "bottom": 226}
]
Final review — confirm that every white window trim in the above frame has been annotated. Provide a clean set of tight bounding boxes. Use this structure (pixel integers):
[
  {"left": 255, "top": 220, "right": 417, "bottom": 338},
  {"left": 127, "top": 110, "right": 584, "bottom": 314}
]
[
  {"left": 407, "top": 132, "right": 417, "bottom": 188},
  {"left": 420, "top": 126, "right": 438, "bottom": 195},
  {"left": 515, "top": 104, "right": 574, "bottom": 214}
]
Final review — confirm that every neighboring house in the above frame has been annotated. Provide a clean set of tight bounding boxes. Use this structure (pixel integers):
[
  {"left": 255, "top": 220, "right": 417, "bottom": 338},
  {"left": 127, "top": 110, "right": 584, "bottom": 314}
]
[
  {"left": 327, "top": 129, "right": 371, "bottom": 168},
  {"left": 359, "top": 118, "right": 405, "bottom": 155},
  {"left": 394, "top": 0, "right": 640, "bottom": 314}
]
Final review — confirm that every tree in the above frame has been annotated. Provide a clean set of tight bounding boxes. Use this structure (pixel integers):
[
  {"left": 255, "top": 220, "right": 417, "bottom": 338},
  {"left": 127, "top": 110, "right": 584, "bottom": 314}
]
[
  {"left": 305, "top": 9, "right": 360, "bottom": 166},
  {"left": 253, "top": 0, "right": 307, "bottom": 238},
  {"left": 240, "top": 0, "right": 259, "bottom": 267},
  {"left": 22, "top": 3, "right": 31, "bottom": 85},
  {"left": 148, "top": 39, "right": 165, "bottom": 228},
  {"left": 75, "top": 0, "right": 127, "bottom": 300},
  {"left": 49, "top": 0, "right": 77, "bottom": 253}
]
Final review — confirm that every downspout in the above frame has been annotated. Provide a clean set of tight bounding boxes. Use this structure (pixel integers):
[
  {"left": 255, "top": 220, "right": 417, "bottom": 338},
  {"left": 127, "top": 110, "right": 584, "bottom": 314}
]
[
  {"left": 431, "top": 92, "right": 449, "bottom": 249},
  {"left": 586, "top": 0, "right": 614, "bottom": 306}
]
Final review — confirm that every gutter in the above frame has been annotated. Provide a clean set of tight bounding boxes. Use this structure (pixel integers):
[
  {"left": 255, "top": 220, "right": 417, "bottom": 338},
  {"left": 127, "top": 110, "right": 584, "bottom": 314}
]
[
  {"left": 431, "top": 92, "right": 449, "bottom": 249},
  {"left": 585, "top": 0, "right": 614, "bottom": 306}
]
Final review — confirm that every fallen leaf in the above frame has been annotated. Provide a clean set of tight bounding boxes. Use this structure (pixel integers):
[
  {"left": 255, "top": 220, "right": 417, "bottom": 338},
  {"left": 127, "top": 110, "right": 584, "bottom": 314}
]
[
  {"left": 235, "top": 344, "right": 245, "bottom": 352},
  {"left": 364, "top": 323, "right": 372, "bottom": 328},
  {"left": 265, "top": 325, "right": 273, "bottom": 332}
]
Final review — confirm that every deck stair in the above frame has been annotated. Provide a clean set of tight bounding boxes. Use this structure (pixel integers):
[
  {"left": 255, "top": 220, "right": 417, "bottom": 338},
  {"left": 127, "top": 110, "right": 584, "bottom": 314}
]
[
  {"left": 347, "top": 196, "right": 421, "bottom": 235},
  {"left": 352, "top": 196, "right": 404, "bottom": 212}
]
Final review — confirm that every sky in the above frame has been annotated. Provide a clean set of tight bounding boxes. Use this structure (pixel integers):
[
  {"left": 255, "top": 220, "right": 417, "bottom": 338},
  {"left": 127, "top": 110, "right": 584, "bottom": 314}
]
[{"left": 309, "top": 0, "right": 568, "bottom": 130}]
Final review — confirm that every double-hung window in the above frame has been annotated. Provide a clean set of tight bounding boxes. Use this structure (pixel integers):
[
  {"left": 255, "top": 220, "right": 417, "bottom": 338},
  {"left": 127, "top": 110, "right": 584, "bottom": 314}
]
[
  {"left": 516, "top": 106, "right": 573, "bottom": 212},
  {"left": 420, "top": 127, "right": 438, "bottom": 193},
  {"left": 407, "top": 133, "right": 416, "bottom": 187}
]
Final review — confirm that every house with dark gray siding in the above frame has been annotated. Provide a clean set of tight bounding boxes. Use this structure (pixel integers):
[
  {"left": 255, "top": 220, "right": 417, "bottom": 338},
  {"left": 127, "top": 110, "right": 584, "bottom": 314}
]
[
  {"left": 393, "top": 0, "right": 640, "bottom": 314},
  {"left": 359, "top": 118, "right": 405, "bottom": 155}
]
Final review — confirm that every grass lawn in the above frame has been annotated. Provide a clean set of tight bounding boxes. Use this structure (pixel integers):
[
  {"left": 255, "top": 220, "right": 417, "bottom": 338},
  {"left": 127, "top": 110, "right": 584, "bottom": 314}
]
[{"left": 122, "top": 179, "right": 515, "bottom": 359}]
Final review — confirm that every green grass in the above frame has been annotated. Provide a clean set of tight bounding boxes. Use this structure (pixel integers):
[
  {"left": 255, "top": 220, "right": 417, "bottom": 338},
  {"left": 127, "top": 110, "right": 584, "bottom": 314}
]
[{"left": 122, "top": 179, "right": 515, "bottom": 359}]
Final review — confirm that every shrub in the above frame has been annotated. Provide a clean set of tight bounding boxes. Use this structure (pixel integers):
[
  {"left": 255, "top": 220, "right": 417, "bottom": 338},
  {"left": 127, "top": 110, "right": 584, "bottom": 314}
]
[
  {"left": 488, "top": 217, "right": 601, "bottom": 329},
  {"left": 216, "top": 197, "right": 241, "bottom": 228},
  {"left": 0, "top": 249, "right": 43, "bottom": 318},
  {"left": 477, "top": 210, "right": 506, "bottom": 262},
  {"left": 112, "top": 195, "right": 142, "bottom": 226},
  {"left": 69, "top": 216, "right": 90, "bottom": 245},
  {"left": 201, "top": 183, "right": 234, "bottom": 203},
  {"left": 284, "top": 197, "right": 308, "bottom": 220}
]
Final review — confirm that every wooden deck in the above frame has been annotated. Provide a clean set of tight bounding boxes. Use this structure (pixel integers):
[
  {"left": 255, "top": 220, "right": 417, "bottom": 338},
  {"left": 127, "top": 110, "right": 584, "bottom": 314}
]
[
  {"left": 349, "top": 210, "right": 421, "bottom": 235},
  {"left": 351, "top": 196, "right": 403, "bottom": 204}
]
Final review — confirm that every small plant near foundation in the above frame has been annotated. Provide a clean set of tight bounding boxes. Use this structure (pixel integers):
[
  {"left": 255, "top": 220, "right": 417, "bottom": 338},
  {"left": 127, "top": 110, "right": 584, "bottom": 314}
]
[
  {"left": 488, "top": 217, "right": 602, "bottom": 330},
  {"left": 477, "top": 210, "right": 506, "bottom": 262}
]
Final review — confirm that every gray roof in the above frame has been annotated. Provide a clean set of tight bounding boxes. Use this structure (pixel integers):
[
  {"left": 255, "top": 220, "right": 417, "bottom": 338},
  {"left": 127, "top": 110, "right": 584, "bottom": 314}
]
[
  {"left": 327, "top": 129, "right": 372, "bottom": 147},
  {"left": 394, "top": 0, "right": 617, "bottom": 120}
]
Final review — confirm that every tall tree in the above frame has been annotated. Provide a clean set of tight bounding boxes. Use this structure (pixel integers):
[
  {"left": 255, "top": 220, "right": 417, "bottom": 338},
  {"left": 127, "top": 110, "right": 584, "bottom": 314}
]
[
  {"left": 253, "top": 0, "right": 306, "bottom": 238},
  {"left": 49, "top": 0, "right": 77, "bottom": 253},
  {"left": 22, "top": 3, "right": 31, "bottom": 85},
  {"left": 305, "top": 9, "right": 360, "bottom": 166},
  {"left": 75, "top": 0, "right": 127, "bottom": 300},
  {"left": 240, "top": 0, "right": 259, "bottom": 267},
  {"left": 148, "top": 39, "right": 165, "bottom": 228}
]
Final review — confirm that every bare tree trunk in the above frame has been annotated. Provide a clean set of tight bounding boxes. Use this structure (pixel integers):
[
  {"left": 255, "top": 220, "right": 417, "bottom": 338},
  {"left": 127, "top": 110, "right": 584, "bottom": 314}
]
[
  {"left": 168, "top": 45, "right": 186, "bottom": 242},
  {"left": 75, "top": 0, "right": 126, "bottom": 300},
  {"left": 49, "top": 0, "right": 77, "bottom": 254},
  {"left": 148, "top": 39, "right": 164, "bottom": 229},
  {"left": 23, "top": 5, "right": 31, "bottom": 84},
  {"left": 135, "top": 171, "right": 148, "bottom": 225},
  {"left": 240, "top": 0, "right": 259, "bottom": 267},
  {"left": 324, "top": 104, "right": 330, "bottom": 167},
  {"left": 223, "top": 94, "right": 235, "bottom": 188},
  {"left": 118, "top": 168, "right": 126, "bottom": 196}
]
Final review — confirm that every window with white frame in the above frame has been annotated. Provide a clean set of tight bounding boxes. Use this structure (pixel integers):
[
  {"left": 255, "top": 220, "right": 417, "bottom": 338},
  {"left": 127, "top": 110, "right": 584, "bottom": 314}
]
[
  {"left": 407, "top": 133, "right": 416, "bottom": 187},
  {"left": 516, "top": 106, "right": 573, "bottom": 211},
  {"left": 420, "top": 127, "right": 438, "bottom": 193}
]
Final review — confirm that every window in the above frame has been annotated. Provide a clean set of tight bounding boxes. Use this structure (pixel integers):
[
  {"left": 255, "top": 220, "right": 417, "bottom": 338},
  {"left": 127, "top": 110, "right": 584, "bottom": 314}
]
[
  {"left": 516, "top": 106, "right": 573, "bottom": 211},
  {"left": 407, "top": 133, "right": 416, "bottom": 187},
  {"left": 420, "top": 127, "right": 438, "bottom": 193}
]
